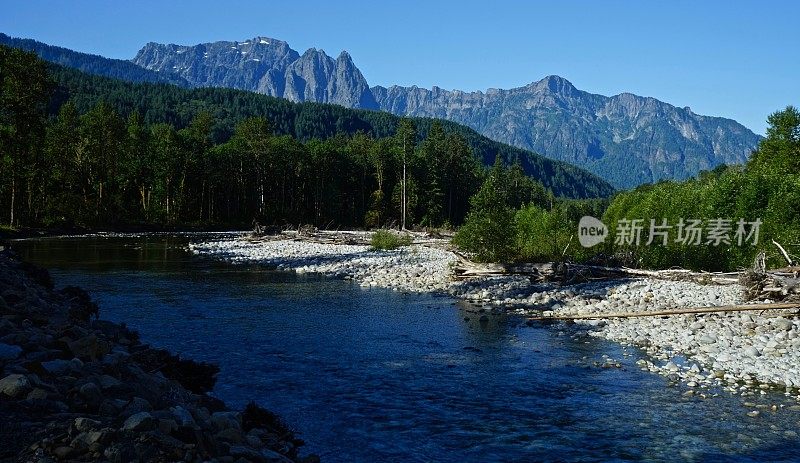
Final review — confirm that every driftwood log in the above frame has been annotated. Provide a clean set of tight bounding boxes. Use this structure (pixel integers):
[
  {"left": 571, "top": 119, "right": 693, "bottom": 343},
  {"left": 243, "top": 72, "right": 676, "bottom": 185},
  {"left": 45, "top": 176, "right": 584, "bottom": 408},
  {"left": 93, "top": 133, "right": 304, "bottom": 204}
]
[
  {"left": 452, "top": 259, "right": 740, "bottom": 286},
  {"left": 527, "top": 302, "right": 800, "bottom": 321},
  {"left": 740, "top": 248, "right": 800, "bottom": 302}
]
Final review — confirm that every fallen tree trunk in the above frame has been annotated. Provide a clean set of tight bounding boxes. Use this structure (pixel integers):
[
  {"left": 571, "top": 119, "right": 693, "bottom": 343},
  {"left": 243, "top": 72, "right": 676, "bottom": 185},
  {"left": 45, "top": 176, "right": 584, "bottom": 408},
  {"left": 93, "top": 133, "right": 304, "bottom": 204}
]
[
  {"left": 452, "top": 260, "right": 740, "bottom": 285},
  {"left": 527, "top": 302, "right": 800, "bottom": 321}
]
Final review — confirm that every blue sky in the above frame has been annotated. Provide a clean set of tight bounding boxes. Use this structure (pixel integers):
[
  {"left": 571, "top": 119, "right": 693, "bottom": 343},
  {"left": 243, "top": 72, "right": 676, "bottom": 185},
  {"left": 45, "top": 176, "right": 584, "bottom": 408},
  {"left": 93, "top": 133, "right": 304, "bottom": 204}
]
[{"left": 2, "top": 0, "right": 797, "bottom": 134}]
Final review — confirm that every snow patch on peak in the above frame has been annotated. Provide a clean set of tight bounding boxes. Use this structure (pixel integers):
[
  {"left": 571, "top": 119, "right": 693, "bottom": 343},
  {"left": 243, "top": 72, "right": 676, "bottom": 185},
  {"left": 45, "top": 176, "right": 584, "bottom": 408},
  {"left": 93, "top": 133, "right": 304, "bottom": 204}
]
[{"left": 259, "top": 38, "right": 269, "bottom": 44}]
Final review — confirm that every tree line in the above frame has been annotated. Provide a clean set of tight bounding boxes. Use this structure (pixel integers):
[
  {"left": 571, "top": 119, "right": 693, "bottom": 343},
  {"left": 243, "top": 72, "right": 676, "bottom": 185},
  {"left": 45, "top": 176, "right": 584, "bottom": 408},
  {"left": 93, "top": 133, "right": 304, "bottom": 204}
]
[
  {"left": 43, "top": 52, "right": 613, "bottom": 199},
  {"left": 456, "top": 106, "right": 799, "bottom": 272},
  {"left": 1, "top": 45, "right": 555, "bottom": 230}
]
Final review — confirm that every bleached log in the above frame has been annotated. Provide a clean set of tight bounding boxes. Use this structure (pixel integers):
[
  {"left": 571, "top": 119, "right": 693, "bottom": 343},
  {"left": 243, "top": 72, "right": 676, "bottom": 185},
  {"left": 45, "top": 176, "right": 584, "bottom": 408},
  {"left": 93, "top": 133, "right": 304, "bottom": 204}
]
[{"left": 527, "top": 302, "right": 800, "bottom": 321}]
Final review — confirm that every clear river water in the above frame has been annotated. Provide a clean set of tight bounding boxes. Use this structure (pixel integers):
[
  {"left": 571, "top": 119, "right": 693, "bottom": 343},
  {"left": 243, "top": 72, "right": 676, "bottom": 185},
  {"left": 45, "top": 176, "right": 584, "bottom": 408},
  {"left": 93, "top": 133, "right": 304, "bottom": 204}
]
[{"left": 10, "top": 235, "right": 800, "bottom": 463}]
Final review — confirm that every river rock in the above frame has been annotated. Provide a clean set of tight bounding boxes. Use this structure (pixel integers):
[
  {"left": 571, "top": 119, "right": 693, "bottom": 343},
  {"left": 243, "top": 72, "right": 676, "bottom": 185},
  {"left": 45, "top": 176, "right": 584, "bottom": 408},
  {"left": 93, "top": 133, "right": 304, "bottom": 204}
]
[
  {"left": 121, "top": 397, "right": 152, "bottom": 417},
  {"left": 772, "top": 318, "right": 794, "bottom": 331},
  {"left": 53, "top": 446, "right": 74, "bottom": 459},
  {"left": 41, "top": 358, "right": 72, "bottom": 375},
  {"left": 27, "top": 387, "right": 49, "bottom": 400},
  {"left": 229, "top": 445, "right": 265, "bottom": 461},
  {"left": 260, "top": 447, "right": 296, "bottom": 463},
  {"left": 158, "top": 418, "right": 178, "bottom": 435},
  {"left": 211, "top": 411, "right": 241, "bottom": 431},
  {"left": 71, "top": 430, "right": 108, "bottom": 449},
  {"left": 744, "top": 346, "right": 761, "bottom": 358},
  {"left": 664, "top": 361, "right": 679, "bottom": 372},
  {"left": 215, "top": 427, "right": 244, "bottom": 443},
  {"left": 68, "top": 335, "right": 108, "bottom": 361},
  {"left": 170, "top": 405, "right": 197, "bottom": 427},
  {"left": 79, "top": 382, "right": 103, "bottom": 406},
  {"left": 0, "top": 342, "right": 22, "bottom": 360},
  {"left": 0, "top": 373, "right": 31, "bottom": 398},
  {"left": 74, "top": 417, "right": 102, "bottom": 432},
  {"left": 122, "top": 412, "right": 155, "bottom": 432}
]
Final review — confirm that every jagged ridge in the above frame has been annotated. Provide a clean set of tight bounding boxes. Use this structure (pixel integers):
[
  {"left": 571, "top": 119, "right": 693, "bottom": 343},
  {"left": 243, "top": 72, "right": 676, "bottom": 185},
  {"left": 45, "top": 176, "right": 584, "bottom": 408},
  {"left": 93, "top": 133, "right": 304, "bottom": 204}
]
[
  {"left": 132, "top": 37, "right": 377, "bottom": 110},
  {"left": 372, "top": 76, "right": 762, "bottom": 188}
]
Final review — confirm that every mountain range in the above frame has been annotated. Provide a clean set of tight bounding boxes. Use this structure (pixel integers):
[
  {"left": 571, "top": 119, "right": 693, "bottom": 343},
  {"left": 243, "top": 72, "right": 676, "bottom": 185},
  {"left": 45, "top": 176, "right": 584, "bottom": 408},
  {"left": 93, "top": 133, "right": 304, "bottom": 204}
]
[
  {"left": 371, "top": 78, "right": 761, "bottom": 188},
  {"left": 1, "top": 33, "right": 763, "bottom": 189}
]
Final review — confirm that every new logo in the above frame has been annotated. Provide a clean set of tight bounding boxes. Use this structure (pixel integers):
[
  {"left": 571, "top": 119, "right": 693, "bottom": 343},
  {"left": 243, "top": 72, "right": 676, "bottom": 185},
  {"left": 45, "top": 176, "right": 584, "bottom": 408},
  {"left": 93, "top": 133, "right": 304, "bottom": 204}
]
[{"left": 578, "top": 216, "right": 608, "bottom": 248}]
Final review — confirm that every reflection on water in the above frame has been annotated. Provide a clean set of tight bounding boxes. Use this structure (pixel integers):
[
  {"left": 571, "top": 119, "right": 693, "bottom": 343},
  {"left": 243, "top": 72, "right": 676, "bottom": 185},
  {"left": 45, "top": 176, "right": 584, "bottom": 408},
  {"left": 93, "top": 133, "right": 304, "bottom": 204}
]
[{"left": 11, "top": 236, "right": 800, "bottom": 463}]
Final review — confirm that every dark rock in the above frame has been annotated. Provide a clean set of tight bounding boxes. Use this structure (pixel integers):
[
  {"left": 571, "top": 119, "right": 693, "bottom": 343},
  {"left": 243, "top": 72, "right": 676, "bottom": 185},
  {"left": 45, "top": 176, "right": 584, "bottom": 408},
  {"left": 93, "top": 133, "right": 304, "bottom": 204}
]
[
  {"left": 170, "top": 405, "right": 197, "bottom": 427},
  {"left": 246, "top": 433, "right": 263, "bottom": 449},
  {"left": 98, "top": 398, "right": 126, "bottom": 416},
  {"left": 59, "top": 286, "right": 99, "bottom": 322},
  {"left": 0, "top": 342, "right": 22, "bottom": 360},
  {"left": 121, "top": 396, "right": 152, "bottom": 418},
  {"left": 198, "top": 393, "right": 227, "bottom": 413},
  {"left": 41, "top": 359, "right": 72, "bottom": 376},
  {"left": 53, "top": 446, "right": 74, "bottom": 459},
  {"left": 18, "top": 261, "right": 54, "bottom": 290},
  {"left": 131, "top": 347, "right": 220, "bottom": 394},
  {"left": 242, "top": 402, "right": 294, "bottom": 437},
  {"left": 96, "top": 374, "right": 122, "bottom": 391},
  {"left": 228, "top": 445, "right": 265, "bottom": 461},
  {"left": 68, "top": 335, "right": 107, "bottom": 361},
  {"left": 73, "top": 417, "right": 101, "bottom": 432},
  {"left": 103, "top": 442, "right": 137, "bottom": 463},
  {"left": 191, "top": 406, "right": 212, "bottom": 429},
  {"left": 70, "top": 430, "right": 108, "bottom": 449},
  {"left": 171, "top": 425, "right": 200, "bottom": 444},
  {"left": 261, "top": 448, "right": 296, "bottom": 463},
  {"left": 211, "top": 411, "right": 241, "bottom": 431},
  {"left": 216, "top": 427, "right": 244, "bottom": 444},
  {"left": 27, "top": 387, "right": 49, "bottom": 400},
  {"left": 158, "top": 418, "right": 178, "bottom": 435},
  {"left": 78, "top": 382, "right": 103, "bottom": 407},
  {"left": 1, "top": 290, "right": 23, "bottom": 307},
  {"left": 0, "top": 373, "right": 32, "bottom": 398},
  {"left": 121, "top": 411, "right": 155, "bottom": 432}
]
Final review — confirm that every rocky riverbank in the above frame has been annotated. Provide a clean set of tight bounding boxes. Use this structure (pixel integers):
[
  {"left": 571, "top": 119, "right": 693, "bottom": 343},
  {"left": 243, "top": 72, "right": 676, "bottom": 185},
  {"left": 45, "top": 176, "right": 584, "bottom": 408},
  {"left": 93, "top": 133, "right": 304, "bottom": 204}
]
[
  {"left": 192, "top": 234, "right": 800, "bottom": 401},
  {"left": 189, "top": 235, "right": 457, "bottom": 294},
  {"left": 0, "top": 249, "right": 315, "bottom": 463}
]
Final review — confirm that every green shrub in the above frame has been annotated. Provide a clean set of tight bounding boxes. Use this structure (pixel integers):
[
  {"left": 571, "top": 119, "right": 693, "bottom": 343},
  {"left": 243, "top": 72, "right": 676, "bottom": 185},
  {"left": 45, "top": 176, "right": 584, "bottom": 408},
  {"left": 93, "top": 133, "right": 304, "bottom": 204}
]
[
  {"left": 370, "top": 229, "right": 412, "bottom": 250},
  {"left": 452, "top": 167, "right": 516, "bottom": 262}
]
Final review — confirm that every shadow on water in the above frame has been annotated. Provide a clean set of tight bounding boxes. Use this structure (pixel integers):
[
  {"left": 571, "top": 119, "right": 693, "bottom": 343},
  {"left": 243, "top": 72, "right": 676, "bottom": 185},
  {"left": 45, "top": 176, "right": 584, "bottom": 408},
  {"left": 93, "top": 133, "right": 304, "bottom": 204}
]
[{"left": 11, "top": 235, "right": 800, "bottom": 463}]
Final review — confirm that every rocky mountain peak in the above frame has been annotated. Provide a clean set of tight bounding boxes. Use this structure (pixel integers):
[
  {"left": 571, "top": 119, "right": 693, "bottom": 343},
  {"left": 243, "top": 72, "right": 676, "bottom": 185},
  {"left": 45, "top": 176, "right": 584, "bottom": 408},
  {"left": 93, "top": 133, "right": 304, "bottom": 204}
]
[
  {"left": 131, "top": 38, "right": 377, "bottom": 109},
  {"left": 529, "top": 75, "right": 579, "bottom": 96},
  {"left": 130, "top": 36, "right": 761, "bottom": 188}
]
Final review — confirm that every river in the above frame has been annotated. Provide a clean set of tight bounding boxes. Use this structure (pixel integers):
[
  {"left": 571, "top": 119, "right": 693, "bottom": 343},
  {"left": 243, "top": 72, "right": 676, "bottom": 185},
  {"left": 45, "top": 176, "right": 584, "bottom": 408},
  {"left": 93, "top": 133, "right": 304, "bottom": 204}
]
[{"left": 11, "top": 235, "right": 800, "bottom": 462}]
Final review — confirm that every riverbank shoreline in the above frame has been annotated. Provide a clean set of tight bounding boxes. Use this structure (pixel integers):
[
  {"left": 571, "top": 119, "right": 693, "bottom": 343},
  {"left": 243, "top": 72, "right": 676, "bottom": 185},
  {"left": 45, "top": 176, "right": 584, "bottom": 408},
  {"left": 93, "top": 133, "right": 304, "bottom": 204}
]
[
  {"left": 191, "top": 232, "right": 800, "bottom": 403},
  {"left": 0, "top": 225, "right": 248, "bottom": 242},
  {"left": 0, "top": 249, "right": 315, "bottom": 462}
]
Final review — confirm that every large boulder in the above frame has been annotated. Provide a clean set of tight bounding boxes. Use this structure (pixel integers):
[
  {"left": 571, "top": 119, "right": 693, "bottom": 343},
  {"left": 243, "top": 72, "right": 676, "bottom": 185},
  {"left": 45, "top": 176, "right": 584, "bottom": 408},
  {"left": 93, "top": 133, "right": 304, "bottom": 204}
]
[
  {"left": 0, "top": 374, "right": 31, "bottom": 398},
  {"left": 0, "top": 342, "right": 22, "bottom": 361},
  {"left": 121, "top": 412, "right": 155, "bottom": 432}
]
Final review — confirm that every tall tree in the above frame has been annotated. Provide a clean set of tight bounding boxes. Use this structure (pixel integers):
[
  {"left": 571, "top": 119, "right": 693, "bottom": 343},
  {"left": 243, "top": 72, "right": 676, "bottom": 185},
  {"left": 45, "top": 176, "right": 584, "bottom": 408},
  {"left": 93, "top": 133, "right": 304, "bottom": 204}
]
[
  {"left": 228, "top": 116, "right": 272, "bottom": 218},
  {"left": 394, "top": 119, "right": 416, "bottom": 229},
  {"left": 43, "top": 101, "right": 81, "bottom": 223},
  {"left": 79, "top": 102, "right": 126, "bottom": 223},
  {"left": 0, "top": 46, "right": 51, "bottom": 226},
  {"left": 452, "top": 156, "right": 516, "bottom": 262}
]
